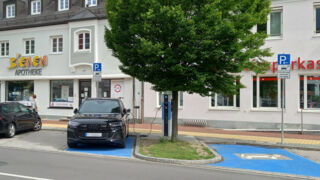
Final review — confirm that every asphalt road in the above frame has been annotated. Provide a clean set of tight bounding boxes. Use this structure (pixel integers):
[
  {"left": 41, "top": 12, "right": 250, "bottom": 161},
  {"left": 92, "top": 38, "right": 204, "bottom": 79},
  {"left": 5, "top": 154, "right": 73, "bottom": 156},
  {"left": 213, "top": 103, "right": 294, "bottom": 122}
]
[
  {"left": 0, "top": 130, "right": 310, "bottom": 180},
  {"left": 0, "top": 146, "right": 298, "bottom": 180}
]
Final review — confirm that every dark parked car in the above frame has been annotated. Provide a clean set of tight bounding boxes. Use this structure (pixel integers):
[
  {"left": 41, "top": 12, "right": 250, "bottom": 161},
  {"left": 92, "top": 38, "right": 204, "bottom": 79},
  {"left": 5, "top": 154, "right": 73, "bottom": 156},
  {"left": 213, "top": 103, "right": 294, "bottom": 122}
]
[
  {"left": 67, "top": 98, "right": 130, "bottom": 148},
  {"left": 0, "top": 102, "right": 42, "bottom": 138}
]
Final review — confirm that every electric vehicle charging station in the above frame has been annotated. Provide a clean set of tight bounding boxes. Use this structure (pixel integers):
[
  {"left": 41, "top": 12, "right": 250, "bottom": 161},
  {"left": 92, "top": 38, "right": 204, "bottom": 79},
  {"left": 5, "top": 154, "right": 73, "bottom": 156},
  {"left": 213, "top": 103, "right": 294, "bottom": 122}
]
[{"left": 161, "top": 93, "right": 172, "bottom": 137}]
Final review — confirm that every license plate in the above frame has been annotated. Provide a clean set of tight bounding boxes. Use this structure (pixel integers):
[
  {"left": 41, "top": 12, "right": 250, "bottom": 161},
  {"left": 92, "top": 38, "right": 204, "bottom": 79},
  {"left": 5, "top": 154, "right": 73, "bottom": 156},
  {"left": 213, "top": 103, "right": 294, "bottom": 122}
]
[{"left": 85, "top": 133, "right": 102, "bottom": 137}]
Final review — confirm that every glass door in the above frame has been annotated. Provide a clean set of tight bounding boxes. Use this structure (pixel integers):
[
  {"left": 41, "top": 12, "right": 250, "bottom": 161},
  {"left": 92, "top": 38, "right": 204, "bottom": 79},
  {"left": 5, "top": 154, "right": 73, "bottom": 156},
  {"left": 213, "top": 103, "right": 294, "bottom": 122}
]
[{"left": 79, "top": 80, "right": 91, "bottom": 106}]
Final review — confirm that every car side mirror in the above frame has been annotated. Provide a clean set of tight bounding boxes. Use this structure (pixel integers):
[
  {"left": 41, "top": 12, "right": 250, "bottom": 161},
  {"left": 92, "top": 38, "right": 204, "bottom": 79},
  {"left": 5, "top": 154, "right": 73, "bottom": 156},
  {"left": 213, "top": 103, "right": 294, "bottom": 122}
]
[
  {"left": 126, "top": 109, "right": 131, "bottom": 113},
  {"left": 74, "top": 108, "right": 78, "bottom": 114}
]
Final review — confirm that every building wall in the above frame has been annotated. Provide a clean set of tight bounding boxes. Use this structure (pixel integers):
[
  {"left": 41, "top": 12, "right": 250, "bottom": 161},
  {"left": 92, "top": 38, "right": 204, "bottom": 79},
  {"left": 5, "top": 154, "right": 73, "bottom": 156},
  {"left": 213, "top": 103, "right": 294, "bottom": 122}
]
[
  {"left": 143, "top": 0, "right": 320, "bottom": 129},
  {"left": 0, "top": 19, "right": 137, "bottom": 119}
]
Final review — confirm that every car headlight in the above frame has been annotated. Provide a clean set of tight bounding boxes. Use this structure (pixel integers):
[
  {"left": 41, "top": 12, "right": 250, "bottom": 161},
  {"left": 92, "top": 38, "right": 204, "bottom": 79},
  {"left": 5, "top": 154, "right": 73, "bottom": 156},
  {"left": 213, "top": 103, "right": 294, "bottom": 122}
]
[
  {"left": 109, "top": 121, "right": 123, "bottom": 127},
  {"left": 68, "top": 121, "right": 80, "bottom": 128}
]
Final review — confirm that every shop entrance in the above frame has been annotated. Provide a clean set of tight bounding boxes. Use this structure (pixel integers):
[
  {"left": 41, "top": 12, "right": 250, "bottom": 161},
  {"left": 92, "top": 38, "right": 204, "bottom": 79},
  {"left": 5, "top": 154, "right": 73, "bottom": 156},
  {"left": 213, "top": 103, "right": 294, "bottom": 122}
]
[{"left": 79, "top": 80, "right": 91, "bottom": 106}]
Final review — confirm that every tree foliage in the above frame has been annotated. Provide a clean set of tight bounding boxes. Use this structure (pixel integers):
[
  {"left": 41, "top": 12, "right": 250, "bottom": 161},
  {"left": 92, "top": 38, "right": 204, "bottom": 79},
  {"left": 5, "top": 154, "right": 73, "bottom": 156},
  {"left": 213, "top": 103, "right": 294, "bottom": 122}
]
[{"left": 105, "top": 0, "right": 272, "bottom": 96}]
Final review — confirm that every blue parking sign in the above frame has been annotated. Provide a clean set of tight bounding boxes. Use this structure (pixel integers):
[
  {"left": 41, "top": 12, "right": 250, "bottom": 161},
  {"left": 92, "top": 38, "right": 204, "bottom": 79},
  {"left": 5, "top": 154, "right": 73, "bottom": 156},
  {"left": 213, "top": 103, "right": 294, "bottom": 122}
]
[
  {"left": 278, "top": 54, "right": 291, "bottom": 65},
  {"left": 93, "top": 63, "right": 102, "bottom": 71}
]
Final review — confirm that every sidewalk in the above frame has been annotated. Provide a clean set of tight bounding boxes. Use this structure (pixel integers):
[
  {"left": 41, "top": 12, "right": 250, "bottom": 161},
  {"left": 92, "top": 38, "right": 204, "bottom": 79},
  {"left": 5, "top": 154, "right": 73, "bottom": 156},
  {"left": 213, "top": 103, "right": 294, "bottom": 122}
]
[{"left": 42, "top": 120, "right": 320, "bottom": 149}]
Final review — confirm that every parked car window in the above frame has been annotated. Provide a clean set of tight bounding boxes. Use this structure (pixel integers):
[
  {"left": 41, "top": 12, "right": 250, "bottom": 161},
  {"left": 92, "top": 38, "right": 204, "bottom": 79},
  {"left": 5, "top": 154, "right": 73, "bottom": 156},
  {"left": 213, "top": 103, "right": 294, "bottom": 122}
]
[
  {"left": 9, "top": 104, "right": 20, "bottom": 113},
  {"left": 1, "top": 104, "right": 10, "bottom": 113},
  {"left": 79, "top": 100, "right": 120, "bottom": 114},
  {"left": 19, "top": 104, "right": 30, "bottom": 113}
]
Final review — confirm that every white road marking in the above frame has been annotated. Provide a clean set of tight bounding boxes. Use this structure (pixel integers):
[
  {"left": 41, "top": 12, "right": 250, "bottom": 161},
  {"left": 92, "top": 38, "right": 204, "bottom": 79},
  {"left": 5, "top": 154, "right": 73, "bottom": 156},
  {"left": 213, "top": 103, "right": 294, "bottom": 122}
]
[{"left": 0, "top": 172, "right": 53, "bottom": 180}]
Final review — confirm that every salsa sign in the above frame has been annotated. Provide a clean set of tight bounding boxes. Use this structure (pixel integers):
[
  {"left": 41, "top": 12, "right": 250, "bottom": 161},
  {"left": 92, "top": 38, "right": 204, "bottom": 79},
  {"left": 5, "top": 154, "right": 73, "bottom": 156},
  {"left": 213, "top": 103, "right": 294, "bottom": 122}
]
[{"left": 8, "top": 54, "right": 48, "bottom": 76}]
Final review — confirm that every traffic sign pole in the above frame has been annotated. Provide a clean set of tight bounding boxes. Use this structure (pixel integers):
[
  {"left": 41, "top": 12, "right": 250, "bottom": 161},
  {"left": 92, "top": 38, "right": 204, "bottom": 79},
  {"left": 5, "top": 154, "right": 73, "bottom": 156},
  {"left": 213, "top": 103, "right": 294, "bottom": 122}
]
[
  {"left": 93, "top": 63, "right": 102, "bottom": 98},
  {"left": 277, "top": 54, "right": 290, "bottom": 144},
  {"left": 281, "top": 78, "right": 284, "bottom": 144}
]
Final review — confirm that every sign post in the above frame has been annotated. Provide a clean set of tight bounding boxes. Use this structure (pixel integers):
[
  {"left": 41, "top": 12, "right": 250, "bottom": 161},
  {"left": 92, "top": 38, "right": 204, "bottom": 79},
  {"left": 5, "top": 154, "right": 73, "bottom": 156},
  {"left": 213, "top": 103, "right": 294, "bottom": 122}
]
[
  {"left": 93, "top": 63, "right": 102, "bottom": 98},
  {"left": 277, "top": 54, "right": 291, "bottom": 144}
]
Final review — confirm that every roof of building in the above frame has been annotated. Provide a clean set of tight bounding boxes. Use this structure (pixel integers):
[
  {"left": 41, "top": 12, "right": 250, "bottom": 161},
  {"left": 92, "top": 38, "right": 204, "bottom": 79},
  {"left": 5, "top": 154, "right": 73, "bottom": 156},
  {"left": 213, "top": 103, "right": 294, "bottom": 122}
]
[{"left": 0, "top": 0, "right": 106, "bottom": 31}]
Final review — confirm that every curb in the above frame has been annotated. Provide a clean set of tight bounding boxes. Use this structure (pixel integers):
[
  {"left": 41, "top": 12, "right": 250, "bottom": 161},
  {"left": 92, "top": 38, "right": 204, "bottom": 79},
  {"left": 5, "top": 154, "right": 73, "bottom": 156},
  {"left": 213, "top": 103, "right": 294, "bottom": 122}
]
[
  {"left": 42, "top": 126, "right": 67, "bottom": 131},
  {"left": 134, "top": 136, "right": 222, "bottom": 165},
  {"left": 199, "top": 137, "right": 320, "bottom": 151}
]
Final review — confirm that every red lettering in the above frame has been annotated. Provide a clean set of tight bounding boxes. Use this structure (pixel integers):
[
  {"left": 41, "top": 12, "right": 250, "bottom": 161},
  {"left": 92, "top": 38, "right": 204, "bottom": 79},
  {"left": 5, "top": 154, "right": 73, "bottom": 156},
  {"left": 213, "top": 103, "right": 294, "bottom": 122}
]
[
  {"left": 273, "top": 62, "right": 277, "bottom": 73},
  {"left": 307, "top": 60, "right": 315, "bottom": 69},
  {"left": 317, "top": 60, "right": 320, "bottom": 69},
  {"left": 291, "top": 61, "right": 297, "bottom": 70},
  {"left": 298, "top": 57, "right": 306, "bottom": 70}
]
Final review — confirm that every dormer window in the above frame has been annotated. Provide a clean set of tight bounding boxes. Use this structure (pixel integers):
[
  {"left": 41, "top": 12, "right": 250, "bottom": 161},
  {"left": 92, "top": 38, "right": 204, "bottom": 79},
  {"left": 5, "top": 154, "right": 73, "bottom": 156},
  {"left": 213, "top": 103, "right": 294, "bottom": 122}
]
[
  {"left": 31, "top": 0, "right": 41, "bottom": 15},
  {"left": 85, "top": 0, "right": 97, "bottom": 7},
  {"left": 6, "top": 4, "right": 15, "bottom": 18},
  {"left": 59, "top": 0, "right": 69, "bottom": 11}
]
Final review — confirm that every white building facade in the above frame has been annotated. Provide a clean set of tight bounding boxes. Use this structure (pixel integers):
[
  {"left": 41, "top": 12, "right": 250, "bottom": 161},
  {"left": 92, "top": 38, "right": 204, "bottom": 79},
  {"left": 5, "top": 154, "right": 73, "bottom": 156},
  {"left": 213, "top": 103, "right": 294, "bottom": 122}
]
[
  {"left": 144, "top": 0, "right": 320, "bottom": 130},
  {"left": 0, "top": 0, "right": 142, "bottom": 120}
]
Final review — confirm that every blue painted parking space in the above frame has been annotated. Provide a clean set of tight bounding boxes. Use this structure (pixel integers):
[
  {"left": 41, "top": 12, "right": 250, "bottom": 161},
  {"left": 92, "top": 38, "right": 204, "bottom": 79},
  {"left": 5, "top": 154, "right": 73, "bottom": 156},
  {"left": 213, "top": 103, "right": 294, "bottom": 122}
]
[
  {"left": 67, "top": 137, "right": 134, "bottom": 158},
  {"left": 208, "top": 144, "right": 320, "bottom": 178}
]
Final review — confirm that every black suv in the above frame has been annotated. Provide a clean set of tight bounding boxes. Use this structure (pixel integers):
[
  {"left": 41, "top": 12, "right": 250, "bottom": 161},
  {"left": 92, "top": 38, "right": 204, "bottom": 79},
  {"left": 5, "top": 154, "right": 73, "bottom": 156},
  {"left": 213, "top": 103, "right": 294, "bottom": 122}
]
[{"left": 67, "top": 98, "right": 130, "bottom": 148}]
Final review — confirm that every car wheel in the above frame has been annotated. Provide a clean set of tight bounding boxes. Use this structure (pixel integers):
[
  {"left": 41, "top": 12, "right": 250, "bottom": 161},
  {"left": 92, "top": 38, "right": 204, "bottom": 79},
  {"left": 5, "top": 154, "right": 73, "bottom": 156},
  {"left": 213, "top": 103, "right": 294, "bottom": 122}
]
[
  {"left": 33, "top": 119, "right": 42, "bottom": 131},
  {"left": 6, "top": 123, "right": 16, "bottom": 138},
  {"left": 67, "top": 141, "right": 77, "bottom": 148}
]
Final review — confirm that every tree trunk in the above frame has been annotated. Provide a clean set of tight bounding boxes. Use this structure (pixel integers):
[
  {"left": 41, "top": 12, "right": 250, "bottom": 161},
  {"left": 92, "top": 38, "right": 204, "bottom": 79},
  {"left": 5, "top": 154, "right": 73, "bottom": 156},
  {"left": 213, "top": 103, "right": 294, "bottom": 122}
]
[{"left": 171, "top": 91, "right": 178, "bottom": 141}]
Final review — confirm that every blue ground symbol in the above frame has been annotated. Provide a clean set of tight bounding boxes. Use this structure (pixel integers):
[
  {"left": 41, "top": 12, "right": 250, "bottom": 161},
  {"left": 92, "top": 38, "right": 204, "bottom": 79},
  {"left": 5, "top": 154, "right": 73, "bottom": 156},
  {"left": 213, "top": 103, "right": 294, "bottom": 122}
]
[
  {"left": 208, "top": 144, "right": 320, "bottom": 178},
  {"left": 67, "top": 137, "right": 134, "bottom": 158}
]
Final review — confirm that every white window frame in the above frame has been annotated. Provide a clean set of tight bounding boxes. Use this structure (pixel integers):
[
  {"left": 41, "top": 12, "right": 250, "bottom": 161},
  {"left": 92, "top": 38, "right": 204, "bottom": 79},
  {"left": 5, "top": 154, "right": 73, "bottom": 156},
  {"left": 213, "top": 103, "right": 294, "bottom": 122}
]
[
  {"left": 58, "top": 0, "right": 69, "bottom": 11},
  {"left": 0, "top": 41, "right": 9, "bottom": 57},
  {"left": 31, "top": 0, "right": 41, "bottom": 15},
  {"left": 300, "top": 75, "right": 320, "bottom": 110},
  {"left": 156, "top": 92, "right": 183, "bottom": 109},
  {"left": 267, "top": 7, "right": 283, "bottom": 39},
  {"left": 314, "top": 4, "right": 320, "bottom": 36},
  {"left": 209, "top": 92, "right": 239, "bottom": 110},
  {"left": 51, "top": 36, "right": 63, "bottom": 54},
  {"left": 24, "top": 39, "right": 35, "bottom": 55},
  {"left": 253, "top": 75, "right": 284, "bottom": 109},
  {"left": 6, "top": 4, "right": 15, "bottom": 18},
  {"left": 74, "top": 29, "right": 91, "bottom": 52},
  {"left": 85, "top": 0, "right": 97, "bottom": 7}
]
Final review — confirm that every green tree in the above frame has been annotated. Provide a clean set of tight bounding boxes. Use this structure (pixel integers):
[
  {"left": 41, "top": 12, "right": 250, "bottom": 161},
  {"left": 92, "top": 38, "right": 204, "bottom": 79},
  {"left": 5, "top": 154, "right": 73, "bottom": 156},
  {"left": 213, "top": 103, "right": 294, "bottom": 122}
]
[{"left": 105, "top": 0, "right": 272, "bottom": 141}]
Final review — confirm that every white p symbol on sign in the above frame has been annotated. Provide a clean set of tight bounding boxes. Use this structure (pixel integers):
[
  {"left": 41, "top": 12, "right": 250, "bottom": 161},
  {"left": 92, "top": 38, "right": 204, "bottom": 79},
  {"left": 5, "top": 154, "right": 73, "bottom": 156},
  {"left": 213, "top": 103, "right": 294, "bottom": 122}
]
[
  {"left": 279, "top": 56, "right": 287, "bottom": 64},
  {"left": 94, "top": 64, "right": 99, "bottom": 70}
]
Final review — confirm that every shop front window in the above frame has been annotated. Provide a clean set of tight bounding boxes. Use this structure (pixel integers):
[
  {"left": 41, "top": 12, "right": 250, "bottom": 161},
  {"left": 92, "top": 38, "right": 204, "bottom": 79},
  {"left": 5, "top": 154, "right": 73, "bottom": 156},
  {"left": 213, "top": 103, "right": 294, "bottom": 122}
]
[
  {"left": 253, "top": 76, "right": 285, "bottom": 108},
  {"left": 50, "top": 80, "right": 74, "bottom": 108},
  {"left": 300, "top": 76, "right": 320, "bottom": 109},
  {"left": 98, "top": 79, "right": 111, "bottom": 98},
  {"left": 6, "top": 81, "right": 34, "bottom": 106}
]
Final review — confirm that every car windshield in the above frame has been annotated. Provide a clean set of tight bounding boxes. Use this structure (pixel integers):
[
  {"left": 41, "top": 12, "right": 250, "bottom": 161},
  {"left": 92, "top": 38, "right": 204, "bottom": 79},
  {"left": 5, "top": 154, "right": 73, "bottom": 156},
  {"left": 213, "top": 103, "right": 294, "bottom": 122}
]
[{"left": 79, "top": 100, "right": 120, "bottom": 114}]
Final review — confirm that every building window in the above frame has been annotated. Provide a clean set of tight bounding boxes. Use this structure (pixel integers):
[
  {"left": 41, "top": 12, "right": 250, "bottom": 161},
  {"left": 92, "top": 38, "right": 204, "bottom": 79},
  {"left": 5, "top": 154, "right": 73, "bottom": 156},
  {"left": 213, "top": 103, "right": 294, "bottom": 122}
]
[
  {"left": 76, "top": 31, "right": 90, "bottom": 51},
  {"left": 52, "top": 36, "right": 63, "bottom": 53},
  {"left": 50, "top": 80, "right": 74, "bottom": 108},
  {"left": 300, "top": 75, "right": 320, "bottom": 109},
  {"left": 257, "top": 9, "right": 282, "bottom": 37},
  {"left": 6, "top": 81, "right": 34, "bottom": 102},
  {"left": 270, "top": 11, "right": 282, "bottom": 37},
  {"left": 25, "top": 39, "right": 35, "bottom": 55},
  {"left": 85, "top": 0, "right": 97, "bottom": 7},
  {"left": 0, "top": 41, "right": 9, "bottom": 57},
  {"left": 98, "top": 80, "right": 111, "bottom": 98},
  {"left": 157, "top": 92, "right": 183, "bottom": 108},
  {"left": 59, "top": 0, "right": 69, "bottom": 11},
  {"left": 210, "top": 82, "right": 240, "bottom": 108},
  {"left": 6, "top": 4, "right": 15, "bottom": 18},
  {"left": 316, "top": 7, "right": 320, "bottom": 34},
  {"left": 253, "top": 76, "right": 285, "bottom": 108},
  {"left": 31, "top": 0, "right": 41, "bottom": 15}
]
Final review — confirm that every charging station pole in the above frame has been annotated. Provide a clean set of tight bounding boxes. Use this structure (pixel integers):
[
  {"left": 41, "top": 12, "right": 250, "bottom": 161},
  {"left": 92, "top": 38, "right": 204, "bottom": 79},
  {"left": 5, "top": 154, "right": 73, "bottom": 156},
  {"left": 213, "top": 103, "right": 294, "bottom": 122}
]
[
  {"left": 163, "top": 94, "right": 169, "bottom": 136},
  {"left": 162, "top": 93, "right": 172, "bottom": 137}
]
